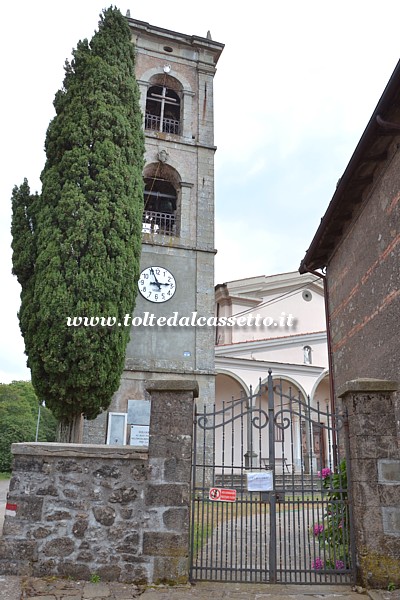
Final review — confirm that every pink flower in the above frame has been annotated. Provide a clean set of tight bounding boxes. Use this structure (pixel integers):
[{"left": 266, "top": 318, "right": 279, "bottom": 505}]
[
  {"left": 313, "top": 523, "right": 324, "bottom": 536},
  {"left": 317, "top": 467, "right": 332, "bottom": 479},
  {"left": 312, "top": 557, "right": 324, "bottom": 570},
  {"left": 335, "top": 560, "right": 345, "bottom": 570}
]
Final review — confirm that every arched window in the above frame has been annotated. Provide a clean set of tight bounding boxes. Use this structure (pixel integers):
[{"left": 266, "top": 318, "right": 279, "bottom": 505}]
[
  {"left": 142, "top": 163, "right": 180, "bottom": 236},
  {"left": 145, "top": 85, "right": 181, "bottom": 135}
]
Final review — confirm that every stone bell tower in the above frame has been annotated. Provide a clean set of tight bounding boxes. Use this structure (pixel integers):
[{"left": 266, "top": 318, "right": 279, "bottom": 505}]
[{"left": 83, "top": 19, "right": 224, "bottom": 444}]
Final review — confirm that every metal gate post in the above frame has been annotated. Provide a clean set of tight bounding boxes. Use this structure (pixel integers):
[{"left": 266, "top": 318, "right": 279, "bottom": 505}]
[
  {"left": 189, "top": 401, "right": 199, "bottom": 582},
  {"left": 267, "top": 370, "right": 277, "bottom": 582}
]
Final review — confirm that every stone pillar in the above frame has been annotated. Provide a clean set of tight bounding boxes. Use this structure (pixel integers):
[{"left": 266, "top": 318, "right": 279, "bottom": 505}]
[
  {"left": 145, "top": 380, "right": 198, "bottom": 585},
  {"left": 137, "top": 80, "right": 149, "bottom": 127},
  {"left": 178, "top": 181, "right": 194, "bottom": 242},
  {"left": 182, "top": 90, "right": 195, "bottom": 140},
  {"left": 338, "top": 379, "right": 400, "bottom": 588}
]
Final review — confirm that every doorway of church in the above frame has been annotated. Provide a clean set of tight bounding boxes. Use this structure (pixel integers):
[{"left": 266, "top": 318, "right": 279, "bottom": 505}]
[{"left": 190, "top": 370, "right": 355, "bottom": 584}]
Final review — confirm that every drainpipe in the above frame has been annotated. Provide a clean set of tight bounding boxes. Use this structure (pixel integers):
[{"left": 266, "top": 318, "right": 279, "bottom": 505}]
[{"left": 301, "top": 266, "right": 338, "bottom": 467}]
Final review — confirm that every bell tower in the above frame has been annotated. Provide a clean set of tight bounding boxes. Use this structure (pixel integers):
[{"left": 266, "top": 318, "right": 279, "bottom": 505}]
[{"left": 83, "top": 19, "right": 224, "bottom": 444}]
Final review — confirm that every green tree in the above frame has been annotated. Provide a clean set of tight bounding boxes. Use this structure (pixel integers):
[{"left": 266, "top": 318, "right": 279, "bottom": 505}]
[
  {"left": 8, "top": 381, "right": 58, "bottom": 444},
  {"left": 11, "top": 7, "right": 144, "bottom": 441},
  {"left": 0, "top": 381, "right": 57, "bottom": 472}
]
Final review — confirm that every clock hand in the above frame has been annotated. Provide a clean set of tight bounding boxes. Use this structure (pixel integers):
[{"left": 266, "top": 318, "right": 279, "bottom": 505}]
[{"left": 149, "top": 267, "right": 161, "bottom": 290}]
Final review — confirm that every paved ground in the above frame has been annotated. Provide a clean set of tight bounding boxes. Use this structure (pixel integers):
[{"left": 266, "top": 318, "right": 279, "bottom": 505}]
[
  {"left": 0, "top": 579, "right": 386, "bottom": 600},
  {"left": 194, "top": 505, "right": 334, "bottom": 584},
  {"left": 1, "top": 480, "right": 396, "bottom": 600}
]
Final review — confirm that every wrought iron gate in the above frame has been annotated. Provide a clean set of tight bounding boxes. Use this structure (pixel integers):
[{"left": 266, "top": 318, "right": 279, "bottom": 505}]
[{"left": 190, "top": 371, "right": 355, "bottom": 584}]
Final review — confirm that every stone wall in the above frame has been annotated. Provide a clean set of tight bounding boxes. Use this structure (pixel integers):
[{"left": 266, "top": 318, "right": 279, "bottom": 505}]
[
  {"left": 0, "top": 381, "right": 198, "bottom": 584},
  {"left": 339, "top": 379, "right": 400, "bottom": 588},
  {"left": 326, "top": 142, "right": 400, "bottom": 393}
]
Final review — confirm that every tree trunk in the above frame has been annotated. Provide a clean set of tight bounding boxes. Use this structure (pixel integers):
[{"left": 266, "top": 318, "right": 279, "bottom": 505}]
[{"left": 56, "top": 414, "right": 84, "bottom": 443}]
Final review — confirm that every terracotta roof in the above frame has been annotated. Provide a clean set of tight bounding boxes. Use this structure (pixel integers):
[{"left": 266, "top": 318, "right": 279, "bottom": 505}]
[{"left": 299, "top": 59, "right": 400, "bottom": 273}]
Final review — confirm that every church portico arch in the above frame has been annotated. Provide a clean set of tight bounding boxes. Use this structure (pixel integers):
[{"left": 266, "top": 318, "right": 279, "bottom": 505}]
[{"left": 216, "top": 370, "right": 249, "bottom": 399}]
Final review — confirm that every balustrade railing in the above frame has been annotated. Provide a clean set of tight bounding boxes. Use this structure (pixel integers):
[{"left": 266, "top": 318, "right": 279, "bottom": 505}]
[
  {"left": 142, "top": 210, "right": 176, "bottom": 236},
  {"left": 145, "top": 113, "right": 180, "bottom": 135}
]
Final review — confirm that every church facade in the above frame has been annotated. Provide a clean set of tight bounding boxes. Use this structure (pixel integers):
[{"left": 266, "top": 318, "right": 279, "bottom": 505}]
[{"left": 214, "top": 271, "right": 331, "bottom": 473}]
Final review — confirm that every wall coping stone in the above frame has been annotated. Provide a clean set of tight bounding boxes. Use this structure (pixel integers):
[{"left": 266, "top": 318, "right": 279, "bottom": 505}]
[
  {"left": 145, "top": 379, "right": 199, "bottom": 397},
  {"left": 11, "top": 442, "right": 148, "bottom": 460},
  {"left": 337, "top": 378, "right": 399, "bottom": 398}
]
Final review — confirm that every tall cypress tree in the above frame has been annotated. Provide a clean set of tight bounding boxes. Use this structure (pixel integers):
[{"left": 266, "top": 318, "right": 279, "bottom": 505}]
[{"left": 11, "top": 7, "right": 144, "bottom": 441}]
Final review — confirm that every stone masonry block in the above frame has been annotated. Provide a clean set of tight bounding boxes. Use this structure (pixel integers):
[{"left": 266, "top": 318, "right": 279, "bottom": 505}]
[
  {"left": 146, "top": 484, "right": 189, "bottom": 507},
  {"left": 148, "top": 435, "right": 192, "bottom": 460},
  {"left": 349, "top": 395, "right": 396, "bottom": 416},
  {"left": 43, "top": 537, "right": 75, "bottom": 557},
  {"left": 116, "top": 532, "right": 140, "bottom": 555},
  {"left": 378, "top": 459, "right": 400, "bottom": 483},
  {"left": 382, "top": 507, "right": 400, "bottom": 536},
  {"left": 120, "top": 563, "right": 150, "bottom": 585},
  {"left": 358, "top": 506, "right": 384, "bottom": 536},
  {"left": 338, "top": 380, "right": 398, "bottom": 399},
  {"left": 143, "top": 532, "right": 189, "bottom": 557},
  {"left": 164, "top": 457, "right": 191, "bottom": 482},
  {"left": 150, "top": 395, "right": 193, "bottom": 425},
  {"left": 351, "top": 436, "right": 397, "bottom": 459},
  {"left": 92, "top": 506, "right": 116, "bottom": 526},
  {"left": 9, "top": 496, "right": 44, "bottom": 521},
  {"left": 93, "top": 465, "right": 121, "bottom": 479},
  {"left": 33, "top": 527, "right": 52, "bottom": 539},
  {"left": 163, "top": 508, "right": 189, "bottom": 531},
  {"left": 36, "top": 484, "right": 58, "bottom": 496},
  {"left": 347, "top": 458, "right": 378, "bottom": 482},
  {"left": 129, "top": 462, "right": 149, "bottom": 481},
  {"left": 57, "top": 561, "right": 91, "bottom": 581},
  {"left": 109, "top": 485, "right": 138, "bottom": 504},
  {"left": 352, "top": 481, "right": 379, "bottom": 506},
  {"left": 0, "top": 560, "right": 33, "bottom": 577},
  {"left": 12, "top": 456, "right": 44, "bottom": 473},
  {"left": 0, "top": 540, "right": 37, "bottom": 561},
  {"left": 378, "top": 484, "right": 400, "bottom": 505},
  {"left": 2, "top": 520, "right": 24, "bottom": 537},
  {"left": 153, "top": 556, "right": 189, "bottom": 585},
  {"left": 45, "top": 510, "right": 71, "bottom": 522},
  {"left": 348, "top": 413, "right": 396, "bottom": 437},
  {"left": 56, "top": 459, "right": 83, "bottom": 473},
  {"left": 96, "top": 564, "right": 122, "bottom": 582},
  {"left": 72, "top": 517, "right": 89, "bottom": 538}
]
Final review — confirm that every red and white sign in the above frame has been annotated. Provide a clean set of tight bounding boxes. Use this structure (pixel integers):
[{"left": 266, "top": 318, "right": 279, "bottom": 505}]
[
  {"left": 209, "top": 487, "right": 237, "bottom": 502},
  {"left": 5, "top": 503, "right": 17, "bottom": 517}
]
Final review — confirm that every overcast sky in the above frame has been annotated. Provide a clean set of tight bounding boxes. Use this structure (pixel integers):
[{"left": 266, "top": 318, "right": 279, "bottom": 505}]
[{"left": 1, "top": 0, "right": 400, "bottom": 383}]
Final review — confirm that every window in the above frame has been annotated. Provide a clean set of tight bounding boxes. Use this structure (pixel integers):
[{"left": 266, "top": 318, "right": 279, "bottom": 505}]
[{"left": 145, "top": 85, "right": 181, "bottom": 135}]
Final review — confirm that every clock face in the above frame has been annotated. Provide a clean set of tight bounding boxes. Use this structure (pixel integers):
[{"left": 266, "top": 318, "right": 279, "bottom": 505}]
[{"left": 138, "top": 266, "right": 176, "bottom": 303}]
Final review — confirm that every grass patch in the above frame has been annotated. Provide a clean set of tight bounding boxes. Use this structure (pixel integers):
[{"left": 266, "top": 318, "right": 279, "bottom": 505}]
[
  {"left": 191, "top": 522, "right": 213, "bottom": 554},
  {"left": 0, "top": 472, "right": 11, "bottom": 480}
]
